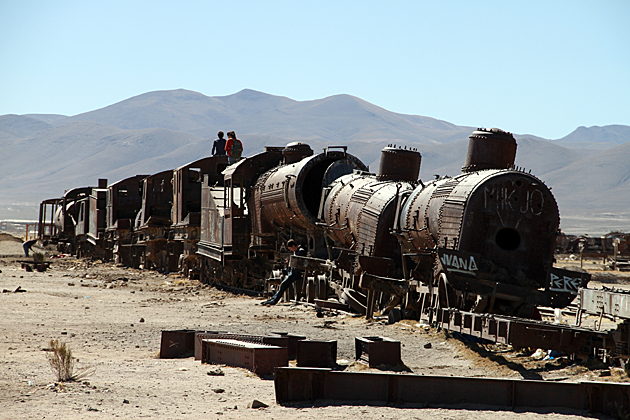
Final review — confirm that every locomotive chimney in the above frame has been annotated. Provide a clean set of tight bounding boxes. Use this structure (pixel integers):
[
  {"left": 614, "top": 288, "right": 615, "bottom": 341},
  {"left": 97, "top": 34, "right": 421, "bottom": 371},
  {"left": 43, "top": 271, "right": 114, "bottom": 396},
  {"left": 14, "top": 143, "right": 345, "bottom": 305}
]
[
  {"left": 462, "top": 128, "right": 517, "bottom": 173},
  {"left": 377, "top": 146, "right": 422, "bottom": 182},
  {"left": 282, "top": 142, "right": 313, "bottom": 164}
]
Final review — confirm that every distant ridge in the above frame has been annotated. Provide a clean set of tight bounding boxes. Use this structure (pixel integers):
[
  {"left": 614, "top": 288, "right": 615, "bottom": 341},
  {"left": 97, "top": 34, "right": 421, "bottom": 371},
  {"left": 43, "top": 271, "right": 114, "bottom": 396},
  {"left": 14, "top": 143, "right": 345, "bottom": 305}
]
[
  {"left": 1, "top": 88, "right": 629, "bottom": 234},
  {"left": 552, "top": 125, "right": 630, "bottom": 150}
]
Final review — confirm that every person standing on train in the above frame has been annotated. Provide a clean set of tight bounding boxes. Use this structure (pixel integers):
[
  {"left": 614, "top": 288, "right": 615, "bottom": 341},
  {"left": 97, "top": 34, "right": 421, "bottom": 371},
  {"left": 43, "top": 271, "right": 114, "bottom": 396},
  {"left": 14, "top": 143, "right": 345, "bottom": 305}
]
[
  {"left": 260, "top": 239, "right": 307, "bottom": 305},
  {"left": 211, "top": 131, "right": 227, "bottom": 156},
  {"left": 225, "top": 131, "right": 243, "bottom": 164}
]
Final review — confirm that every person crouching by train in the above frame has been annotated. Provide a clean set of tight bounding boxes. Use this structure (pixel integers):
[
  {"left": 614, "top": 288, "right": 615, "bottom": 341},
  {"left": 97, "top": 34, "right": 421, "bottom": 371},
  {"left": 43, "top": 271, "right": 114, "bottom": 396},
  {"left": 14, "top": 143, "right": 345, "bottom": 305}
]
[
  {"left": 260, "top": 239, "right": 307, "bottom": 305},
  {"left": 225, "top": 131, "right": 243, "bottom": 164},
  {"left": 23, "top": 239, "right": 38, "bottom": 257},
  {"left": 211, "top": 131, "right": 227, "bottom": 156}
]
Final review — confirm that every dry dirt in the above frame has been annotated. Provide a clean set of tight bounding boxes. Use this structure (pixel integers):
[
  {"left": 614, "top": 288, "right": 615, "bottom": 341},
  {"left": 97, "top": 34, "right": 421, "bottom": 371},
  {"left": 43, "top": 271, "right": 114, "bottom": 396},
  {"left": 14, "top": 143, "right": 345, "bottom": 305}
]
[{"left": 0, "top": 235, "right": 628, "bottom": 419}]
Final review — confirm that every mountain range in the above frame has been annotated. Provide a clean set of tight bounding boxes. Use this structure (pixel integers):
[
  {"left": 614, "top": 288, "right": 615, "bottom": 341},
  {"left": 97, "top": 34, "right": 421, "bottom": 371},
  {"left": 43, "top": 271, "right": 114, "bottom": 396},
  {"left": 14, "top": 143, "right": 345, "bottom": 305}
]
[{"left": 2, "top": 89, "right": 630, "bottom": 235}]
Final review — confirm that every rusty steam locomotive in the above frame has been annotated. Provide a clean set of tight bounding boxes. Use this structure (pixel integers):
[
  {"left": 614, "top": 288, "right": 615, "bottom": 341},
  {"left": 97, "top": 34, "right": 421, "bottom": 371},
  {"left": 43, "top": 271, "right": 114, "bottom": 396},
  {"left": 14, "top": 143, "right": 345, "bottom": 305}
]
[{"left": 38, "top": 128, "right": 589, "bottom": 320}]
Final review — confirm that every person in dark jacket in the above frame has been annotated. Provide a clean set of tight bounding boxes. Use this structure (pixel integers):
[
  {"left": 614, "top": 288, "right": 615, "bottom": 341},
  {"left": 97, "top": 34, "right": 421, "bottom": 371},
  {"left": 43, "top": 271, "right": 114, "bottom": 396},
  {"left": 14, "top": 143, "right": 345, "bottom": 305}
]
[
  {"left": 23, "top": 239, "right": 37, "bottom": 257},
  {"left": 260, "top": 239, "right": 306, "bottom": 305},
  {"left": 211, "top": 131, "right": 227, "bottom": 156}
]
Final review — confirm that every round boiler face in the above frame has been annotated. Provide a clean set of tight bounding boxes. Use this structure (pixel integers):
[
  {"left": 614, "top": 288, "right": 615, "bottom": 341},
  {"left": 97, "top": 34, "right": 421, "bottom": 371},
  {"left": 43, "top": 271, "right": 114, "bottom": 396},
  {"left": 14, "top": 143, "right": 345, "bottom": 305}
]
[{"left": 459, "top": 171, "right": 559, "bottom": 285}]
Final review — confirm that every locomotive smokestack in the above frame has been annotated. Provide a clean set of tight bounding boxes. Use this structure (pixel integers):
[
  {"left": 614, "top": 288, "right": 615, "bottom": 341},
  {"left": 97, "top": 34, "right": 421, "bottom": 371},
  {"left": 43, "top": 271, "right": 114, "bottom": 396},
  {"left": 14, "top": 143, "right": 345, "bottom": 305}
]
[
  {"left": 462, "top": 128, "right": 517, "bottom": 173},
  {"left": 282, "top": 142, "right": 313, "bottom": 164},
  {"left": 377, "top": 146, "right": 422, "bottom": 182}
]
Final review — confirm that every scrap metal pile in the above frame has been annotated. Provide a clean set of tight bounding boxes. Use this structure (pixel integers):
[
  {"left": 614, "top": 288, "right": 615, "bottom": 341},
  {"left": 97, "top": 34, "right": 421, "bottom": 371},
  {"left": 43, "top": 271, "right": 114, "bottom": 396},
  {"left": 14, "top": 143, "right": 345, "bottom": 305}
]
[{"left": 158, "top": 329, "right": 630, "bottom": 416}]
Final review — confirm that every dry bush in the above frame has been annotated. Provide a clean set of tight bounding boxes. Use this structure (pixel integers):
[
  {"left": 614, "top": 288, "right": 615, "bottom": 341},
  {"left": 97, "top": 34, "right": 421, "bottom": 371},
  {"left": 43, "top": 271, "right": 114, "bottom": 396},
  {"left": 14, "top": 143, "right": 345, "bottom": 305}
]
[
  {"left": 47, "top": 339, "right": 74, "bottom": 382},
  {"left": 46, "top": 339, "right": 94, "bottom": 382}
]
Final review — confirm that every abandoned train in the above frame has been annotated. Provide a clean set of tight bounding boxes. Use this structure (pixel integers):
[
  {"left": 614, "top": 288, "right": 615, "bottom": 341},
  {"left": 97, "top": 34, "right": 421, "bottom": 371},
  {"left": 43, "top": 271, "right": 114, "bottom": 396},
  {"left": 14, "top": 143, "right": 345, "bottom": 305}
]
[{"left": 38, "top": 128, "right": 589, "bottom": 320}]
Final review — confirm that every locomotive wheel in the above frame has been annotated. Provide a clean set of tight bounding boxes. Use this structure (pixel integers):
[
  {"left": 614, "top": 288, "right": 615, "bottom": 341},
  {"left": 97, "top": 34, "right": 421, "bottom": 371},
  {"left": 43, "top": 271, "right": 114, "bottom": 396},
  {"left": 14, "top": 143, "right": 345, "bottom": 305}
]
[
  {"left": 388, "top": 308, "right": 403, "bottom": 324},
  {"left": 316, "top": 276, "right": 327, "bottom": 300},
  {"left": 306, "top": 277, "right": 315, "bottom": 303}
]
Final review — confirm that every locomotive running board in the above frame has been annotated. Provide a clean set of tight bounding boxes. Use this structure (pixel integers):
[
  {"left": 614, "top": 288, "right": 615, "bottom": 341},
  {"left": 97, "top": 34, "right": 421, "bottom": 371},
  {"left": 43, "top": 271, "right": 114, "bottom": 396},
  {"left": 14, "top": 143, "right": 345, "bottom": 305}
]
[{"left": 274, "top": 367, "right": 630, "bottom": 416}]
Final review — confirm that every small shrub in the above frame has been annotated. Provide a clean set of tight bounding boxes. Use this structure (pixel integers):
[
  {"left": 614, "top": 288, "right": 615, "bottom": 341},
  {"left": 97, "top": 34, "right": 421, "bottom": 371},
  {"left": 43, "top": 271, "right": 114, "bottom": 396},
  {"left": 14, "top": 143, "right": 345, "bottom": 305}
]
[
  {"left": 47, "top": 339, "right": 74, "bottom": 382},
  {"left": 46, "top": 340, "right": 95, "bottom": 382},
  {"left": 33, "top": 252, "right": 45, "bottom": 263}
]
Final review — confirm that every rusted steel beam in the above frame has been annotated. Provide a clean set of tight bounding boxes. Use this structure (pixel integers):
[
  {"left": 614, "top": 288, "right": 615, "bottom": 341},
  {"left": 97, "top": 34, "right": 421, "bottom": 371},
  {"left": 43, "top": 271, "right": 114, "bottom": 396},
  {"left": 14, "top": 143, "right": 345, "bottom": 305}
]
[
  {"left": 194, "top": 332, "right": 289, "bottom": 361},
  {"left": 342, "top": 288, "right": 367, "bottom": 315},
  {"left": 365, "top": 289, "right": 376, "bottom": 320},
  {"left": 274, "top": 367, "right": 630, "bottom": 416},
  {"left": 314, "top": 299, "right": 350, "bottom": 312},
  {"left": 359, "top": 272, "right": 409, "bottom": 295},
  {"left": 290, "top": 255, "right": 332, "bottom": 271},
  {"left": 296, "top": 340, "right": 337, "bottom": 368},
  {"left": 436, "top": 309, "right": 613, "bottom": 356},
  {"left": 160, "top": 330, "right": 197, "bottom": 358},
  {"left": 201, "top": 339, "right": 288, "bottom": 376},
  {"left": 355, "top": 336, "right": 402, "bottom": 367}
]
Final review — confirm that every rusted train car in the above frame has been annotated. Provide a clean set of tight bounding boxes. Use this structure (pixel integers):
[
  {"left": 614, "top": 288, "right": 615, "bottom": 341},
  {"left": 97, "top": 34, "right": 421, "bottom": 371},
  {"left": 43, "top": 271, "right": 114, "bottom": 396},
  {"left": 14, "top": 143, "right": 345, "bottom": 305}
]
[
  {"left": 38, "top": 179, "right": 108, "bottom": 255},
  {"left": 38, "top": 155, "right": 231, "bottom": 275}
]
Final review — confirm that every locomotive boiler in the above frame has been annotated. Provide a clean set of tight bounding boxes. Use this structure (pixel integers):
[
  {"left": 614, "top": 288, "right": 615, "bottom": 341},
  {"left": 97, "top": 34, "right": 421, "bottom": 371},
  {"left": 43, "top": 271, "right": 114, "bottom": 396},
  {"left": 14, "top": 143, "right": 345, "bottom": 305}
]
[{"left": 196, "top": 143, "right": 367, "bottom": 290}]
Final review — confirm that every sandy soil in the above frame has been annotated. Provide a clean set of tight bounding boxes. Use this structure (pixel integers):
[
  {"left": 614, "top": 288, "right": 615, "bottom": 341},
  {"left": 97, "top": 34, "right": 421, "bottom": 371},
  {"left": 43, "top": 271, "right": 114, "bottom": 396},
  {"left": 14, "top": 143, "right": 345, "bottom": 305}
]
[{"left": 0, "top": 236, "right": 627, "bottom": 419}]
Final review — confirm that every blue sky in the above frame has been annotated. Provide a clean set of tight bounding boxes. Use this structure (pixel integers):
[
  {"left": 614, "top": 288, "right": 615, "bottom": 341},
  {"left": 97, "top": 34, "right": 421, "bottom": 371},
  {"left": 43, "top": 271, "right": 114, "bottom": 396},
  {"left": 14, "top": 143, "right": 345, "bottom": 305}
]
[{"left": 1, "top": 0, "right": 628, "bottom": 139}]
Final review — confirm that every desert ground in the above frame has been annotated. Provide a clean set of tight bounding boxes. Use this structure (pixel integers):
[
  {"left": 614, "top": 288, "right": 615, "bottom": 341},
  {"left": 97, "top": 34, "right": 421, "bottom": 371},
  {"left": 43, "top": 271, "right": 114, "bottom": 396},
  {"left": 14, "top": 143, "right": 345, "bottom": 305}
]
[{"left": 1, "top": 232, "right": 628, "bottom": 420}]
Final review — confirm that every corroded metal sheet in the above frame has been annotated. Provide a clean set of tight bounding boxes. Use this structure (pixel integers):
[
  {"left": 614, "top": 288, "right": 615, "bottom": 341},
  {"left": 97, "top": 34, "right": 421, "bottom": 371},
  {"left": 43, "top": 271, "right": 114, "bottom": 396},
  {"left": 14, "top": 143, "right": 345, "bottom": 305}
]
[
  {"left": 275, "top": 367, "right": 630, "bottom": 416},
  {"left": 201, "top": 339, "right": 288, "bottom": 376},
  {"left": 355, "top": 336, "right": 402, "bottom": 367},
  {"left": 160, "top": 330, "right": 197, "bottom": 358},
  {"left": 296, "top": 340, "right": 337, "bottom": 368},
  {"left": 578, "top": 287, "right": 630, "bottom": 320},
  {"left": 257, "top": 152, "right": 366, "bottom": 231}
]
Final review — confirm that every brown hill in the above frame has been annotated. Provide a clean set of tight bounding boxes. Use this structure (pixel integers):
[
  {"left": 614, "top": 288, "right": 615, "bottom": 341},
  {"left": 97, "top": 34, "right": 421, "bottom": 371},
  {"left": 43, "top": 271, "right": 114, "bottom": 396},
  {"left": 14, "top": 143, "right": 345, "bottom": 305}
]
[{"left": 1, "top": 89, "right": 629, "bottom": 234}]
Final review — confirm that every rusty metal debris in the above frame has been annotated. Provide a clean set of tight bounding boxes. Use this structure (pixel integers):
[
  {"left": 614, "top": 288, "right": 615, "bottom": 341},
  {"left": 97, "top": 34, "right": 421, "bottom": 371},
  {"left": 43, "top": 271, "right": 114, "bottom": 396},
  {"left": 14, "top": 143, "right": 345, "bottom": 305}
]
[
  {"left": 49, "top": 134, "right": 617, "bottom": 363},
  {"left": 314, "top": 299, "right": 350, "bottom": 312},
  {"left": 160, "top": 329, "right": 197, "bottom": 358},
  {"left": 38, "top": 132, "right": 595, "bottom": 341},
  {"left": 355, "top": 336, "right": 402, "bottom": 367},
  {"left": 192, "top": 332, "right": 294, "bottom": 361},
  {"left": 296, "top": 340, "right": 337, "bottom": 368},
  {"left": 21, "top": 262, "right": 50, "bottom": 272},
  {"left": 162, "top": 330, "right": 309, "bottom": 374},
  {"left": 270, "top": 332, "right": 306, "bottom": 360},
  {"left": 201, "top": 339, "right": 288, "bottom": 376},
  {"left": 575, "top": 287, "right": 630, "bottom": 361},
  {"left": 577, "top": 287, "right": 630, "bottom": 325},
  {"left": 435, "top": 308, "right": 612, "bottom": 359},
  {"left": 274, "top": 367, "right": 630, "bottom": 416}
]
